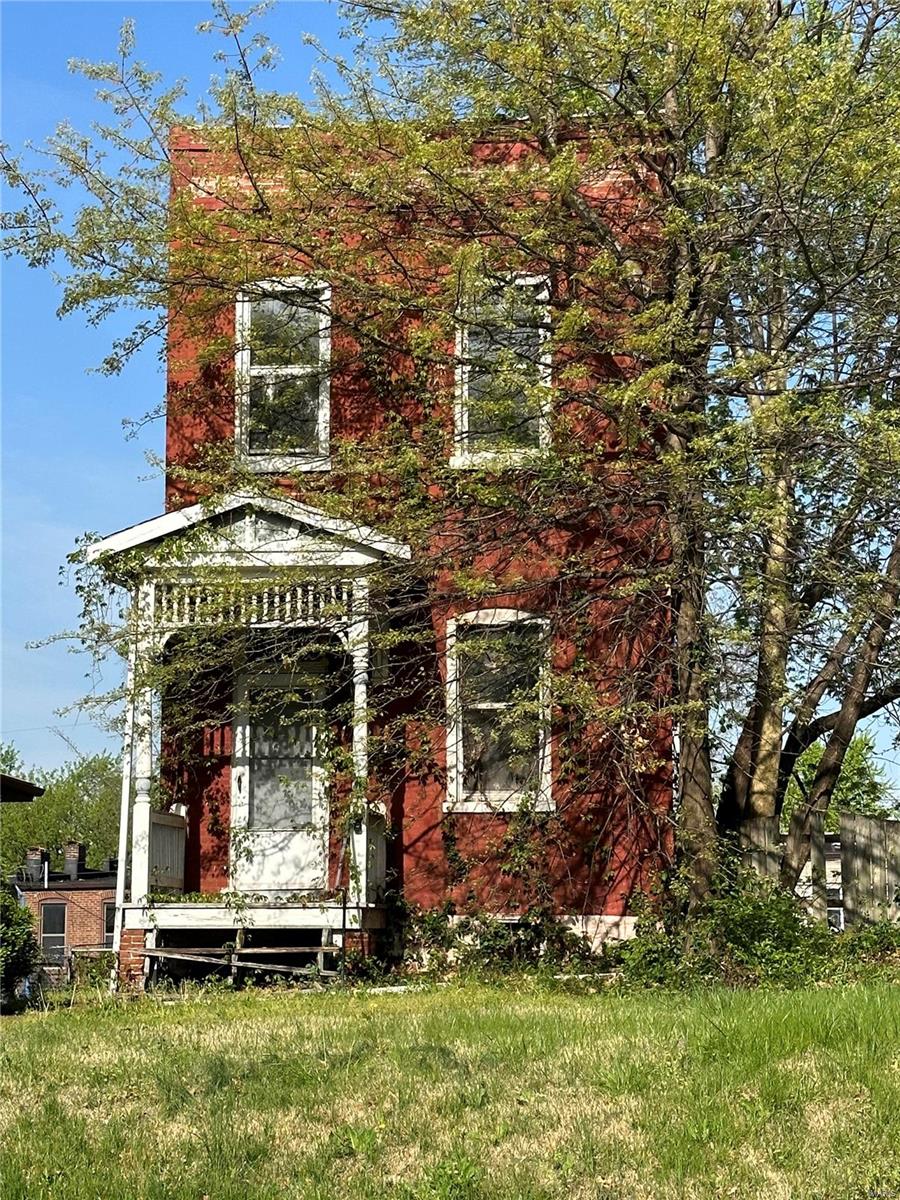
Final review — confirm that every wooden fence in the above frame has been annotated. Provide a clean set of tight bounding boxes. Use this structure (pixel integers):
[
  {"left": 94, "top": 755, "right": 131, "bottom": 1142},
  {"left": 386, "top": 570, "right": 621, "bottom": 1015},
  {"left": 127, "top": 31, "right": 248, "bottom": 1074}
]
[
  {"left": 740, "top": 813, "right": 900, "bottom": 925},
  {"left": 840, "top": 814, "right": 900, "bottom": 926}
]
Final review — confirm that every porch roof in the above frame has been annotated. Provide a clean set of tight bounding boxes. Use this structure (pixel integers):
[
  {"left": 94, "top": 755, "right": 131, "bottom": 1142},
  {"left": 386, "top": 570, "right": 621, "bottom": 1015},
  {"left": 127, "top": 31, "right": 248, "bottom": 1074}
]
[{"left": 85, "top": 492, "right": 411, "bottom": 564}]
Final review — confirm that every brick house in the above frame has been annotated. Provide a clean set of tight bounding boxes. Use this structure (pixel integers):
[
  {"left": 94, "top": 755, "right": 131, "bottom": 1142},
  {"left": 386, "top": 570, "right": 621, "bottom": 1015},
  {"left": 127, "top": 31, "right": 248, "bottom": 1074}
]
[
  {"left": 87, "top": 128, "right": 673, "bottom": 983},
  {"left": 14, "top": 844, "right": 117, "bottom": 968}
]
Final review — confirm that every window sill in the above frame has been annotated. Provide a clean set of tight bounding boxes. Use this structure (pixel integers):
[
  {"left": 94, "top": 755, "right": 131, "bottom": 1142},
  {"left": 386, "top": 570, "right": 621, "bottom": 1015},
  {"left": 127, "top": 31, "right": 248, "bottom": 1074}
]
[
  {"left": 244, "top": 453, "right": 331, "bottom": 474},
  {"left": 449, "top": 448, "right": 546, "bottom": 470},
  {"left": 443, "top": 793, "right": 554, "bottom": 815}
]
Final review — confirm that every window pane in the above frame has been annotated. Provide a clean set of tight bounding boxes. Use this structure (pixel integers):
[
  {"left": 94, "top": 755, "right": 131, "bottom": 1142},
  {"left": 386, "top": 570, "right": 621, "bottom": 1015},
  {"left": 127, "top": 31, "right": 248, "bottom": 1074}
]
[
  {"left": 466, "top": 285, "right": 545, "bottom": 448},
  {"left": 249, "top": 695, "right": 316, "bottom": 829},
  {"left": 42, "top": 936, "right": 66, "bottom": 964},
  {"left": 41, "top": 904, "right": 66, "bottom": 936},
  {"left": 248, "top": 375, "right": 320, "bottom": 453},
  {"left": 458, "top": 624, "right": 541, "bottom": 706},
  {"left": 250, "top": 293, "right": 320, "bottom": 368},
  {"left": 104, "top": 904, "right": 116, "bottom": 946},
  {"left": 462, "top": 708, "right": 541, "bottom": 795}
]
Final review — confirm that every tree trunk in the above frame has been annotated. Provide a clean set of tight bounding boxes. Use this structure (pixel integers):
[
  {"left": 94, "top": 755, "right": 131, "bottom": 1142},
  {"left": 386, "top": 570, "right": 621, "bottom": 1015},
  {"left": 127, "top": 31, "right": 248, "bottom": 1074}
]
[
  {"left": 668, "top": 475, "right": 717, "bottom": 908},
  {"left": 746, "top": 474, "right": 794, "bottom": 817}
]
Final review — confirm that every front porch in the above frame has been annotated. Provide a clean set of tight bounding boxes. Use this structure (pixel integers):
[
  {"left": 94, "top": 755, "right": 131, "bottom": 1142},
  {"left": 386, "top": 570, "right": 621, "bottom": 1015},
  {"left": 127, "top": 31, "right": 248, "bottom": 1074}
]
[{"left": 86, "top": 493, "right": 410, "bottom": 965}]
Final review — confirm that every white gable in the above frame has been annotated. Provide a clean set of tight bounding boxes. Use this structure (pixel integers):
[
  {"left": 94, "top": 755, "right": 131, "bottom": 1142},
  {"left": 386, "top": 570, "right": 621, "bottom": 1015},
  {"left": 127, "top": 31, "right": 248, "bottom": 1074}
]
[{"left": 86, "top": 493, "right": 410, "bottom": 570}]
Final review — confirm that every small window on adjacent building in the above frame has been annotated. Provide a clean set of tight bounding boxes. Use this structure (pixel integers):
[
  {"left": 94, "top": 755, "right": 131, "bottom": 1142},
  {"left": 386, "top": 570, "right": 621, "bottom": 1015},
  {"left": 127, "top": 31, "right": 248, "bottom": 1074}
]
[
  {"left": 454, "top": 276, "right": 550, "bottom": 465},
  {"left": 40, "top": 902, "right": 67, "bottom": 964},
  {"left": 103, "top": 902, "right": 116, "bottom": 949},
  {"left": 236, "top": 280, "right": 331, "bottom": 470},
  {"left": 446, "top": 611, "right": 551, "bottom": 811}
]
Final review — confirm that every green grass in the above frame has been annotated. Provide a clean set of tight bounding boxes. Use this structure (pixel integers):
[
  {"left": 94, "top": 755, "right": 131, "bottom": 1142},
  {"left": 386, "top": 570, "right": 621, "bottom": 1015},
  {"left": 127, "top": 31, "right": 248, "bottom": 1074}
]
[{"left": 1, "top": 981, "right": 898, "bottom": 1199}]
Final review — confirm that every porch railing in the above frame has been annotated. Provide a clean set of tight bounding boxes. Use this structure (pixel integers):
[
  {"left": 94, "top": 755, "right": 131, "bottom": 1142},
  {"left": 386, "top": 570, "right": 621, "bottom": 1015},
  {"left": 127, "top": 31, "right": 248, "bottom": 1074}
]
[{"left": 152, "top": 579, "right": 353, "bottom": 628}]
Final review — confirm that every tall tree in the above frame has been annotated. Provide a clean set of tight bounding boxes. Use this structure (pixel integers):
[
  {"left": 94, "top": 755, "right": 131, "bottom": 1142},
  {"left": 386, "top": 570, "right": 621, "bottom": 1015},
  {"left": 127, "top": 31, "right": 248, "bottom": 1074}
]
[{"left": 0, "top": 747, "right": 122, "bottom": 876}]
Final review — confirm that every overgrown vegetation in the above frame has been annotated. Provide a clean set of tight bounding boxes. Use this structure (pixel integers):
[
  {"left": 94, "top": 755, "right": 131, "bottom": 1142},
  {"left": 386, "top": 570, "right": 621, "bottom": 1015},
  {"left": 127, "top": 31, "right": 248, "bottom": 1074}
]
[
  {"left": 397, "top": 878, "right": 900, "bottom": 990},
  {"left": 607, "top": 875, "right": 900, "bottom": 990},
  {"left": 0, "top": 892, "right": 39, "bottom": 1003},
  {"left": 1, "top": 983, "right": 898, "bottom": 1199}
]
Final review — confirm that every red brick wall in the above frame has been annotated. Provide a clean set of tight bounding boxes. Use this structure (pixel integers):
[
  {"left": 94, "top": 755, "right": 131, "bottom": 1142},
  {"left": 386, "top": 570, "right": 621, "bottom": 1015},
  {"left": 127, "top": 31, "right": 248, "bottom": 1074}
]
[
  {"left": 118, "top": 928, "right": 147, "bottom": 988},
  {"left": 22, "top": 889, "right": 115, "bottom": 952},
  {"left": 155, "top": 131, "right": 673, "bottom": 920}
]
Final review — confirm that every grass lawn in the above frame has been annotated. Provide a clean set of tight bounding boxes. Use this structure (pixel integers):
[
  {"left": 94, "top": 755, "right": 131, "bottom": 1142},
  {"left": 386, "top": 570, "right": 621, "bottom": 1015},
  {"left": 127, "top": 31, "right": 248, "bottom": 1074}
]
[{"left": 1, "top": 981, "right": 898, "bottom": 1200}]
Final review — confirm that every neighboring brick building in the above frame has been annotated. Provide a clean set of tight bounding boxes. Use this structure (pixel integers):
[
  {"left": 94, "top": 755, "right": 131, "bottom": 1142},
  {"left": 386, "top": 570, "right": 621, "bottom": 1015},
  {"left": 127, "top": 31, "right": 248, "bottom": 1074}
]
[
  {"left": 86, "top": 126, "right": 673, "bottom": 982},
  {"left": 13, "top": 844, "right": 117, "bottom": 966}
]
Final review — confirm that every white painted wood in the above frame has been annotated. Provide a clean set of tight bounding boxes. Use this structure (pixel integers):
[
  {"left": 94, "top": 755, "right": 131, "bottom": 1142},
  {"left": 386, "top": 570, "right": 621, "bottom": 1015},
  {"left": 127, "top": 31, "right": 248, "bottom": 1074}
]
[
  {"left": 112, "top": 631, "right": 136, "bottom": 954},
  {"left": 453, "top": 273, "right": 552, "bottom": 467},
  {"left": 229, "top": 672, "right": 329, "bottom": 895},
  {"left": 130, "top": 591, "right": 156, "bottom": 905},
  {"left": 348, "top": 587, "right": 371, "bottom": 905},
  {"left": 122, "top": 902, "right": 384, "bottom": 931},
  {"left": 149, "top": 811, "right": 187, "bottom": 890},
  {"left": 86, "top": 493, "right": 410, "bottom": 562}
]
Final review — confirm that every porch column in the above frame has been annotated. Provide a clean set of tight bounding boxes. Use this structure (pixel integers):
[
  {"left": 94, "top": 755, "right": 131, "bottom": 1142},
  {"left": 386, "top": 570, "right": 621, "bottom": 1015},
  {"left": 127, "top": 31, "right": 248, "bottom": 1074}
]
[
  {"left": 112, "top": 635, "right": 136, "bottom": 952},
  {"left": 130, "top": 584, "right": 156, "bottom": 906},
  {"left": 348, "top": 581, "right": 369, "bottom": 907}
]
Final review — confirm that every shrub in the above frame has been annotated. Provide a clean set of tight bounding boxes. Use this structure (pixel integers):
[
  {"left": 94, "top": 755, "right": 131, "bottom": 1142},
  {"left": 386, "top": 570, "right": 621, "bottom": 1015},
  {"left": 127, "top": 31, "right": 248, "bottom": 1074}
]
[
  {"left": 401, "top": 902, "right": 592, "bottom": 975},
  {"left": 603, "top": 863, "right": 897, "bottom": 989},
  {"left": 0, "top": 889, "right": 40, "bottom": 1001},
  {"left": 71, "top": 950, "right": 116, "bottom": 990}
]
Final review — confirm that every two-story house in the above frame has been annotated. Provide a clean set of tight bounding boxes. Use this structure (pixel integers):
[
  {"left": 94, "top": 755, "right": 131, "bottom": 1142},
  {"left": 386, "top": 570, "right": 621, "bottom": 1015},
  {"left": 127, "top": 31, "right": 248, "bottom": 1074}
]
[{"left": 87, "top": 127, "right": 673, "bottom": 984}]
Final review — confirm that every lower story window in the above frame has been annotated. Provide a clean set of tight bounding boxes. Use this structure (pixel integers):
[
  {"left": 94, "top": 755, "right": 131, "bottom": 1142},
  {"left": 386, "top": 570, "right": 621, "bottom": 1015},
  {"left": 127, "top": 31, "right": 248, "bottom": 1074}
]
[
  {"left": 447, "top": 610, "right": 551, "bottom": 812},
  {"left": 40, "top": 902, "right": 66, "bottom": 964}
]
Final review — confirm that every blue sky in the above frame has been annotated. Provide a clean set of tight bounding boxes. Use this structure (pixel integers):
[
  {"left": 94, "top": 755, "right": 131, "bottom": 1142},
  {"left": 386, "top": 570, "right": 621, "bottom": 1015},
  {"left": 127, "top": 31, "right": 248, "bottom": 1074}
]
[{"left": 1, "top": 1, "right": 343, "bottom": 770}]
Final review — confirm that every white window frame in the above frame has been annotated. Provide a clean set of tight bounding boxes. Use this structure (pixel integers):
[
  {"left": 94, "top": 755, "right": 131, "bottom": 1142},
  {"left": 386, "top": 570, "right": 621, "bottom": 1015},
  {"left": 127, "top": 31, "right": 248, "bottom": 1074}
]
[
  {"left": 231, "top": 670, "right": 328, "bottom": 834},
  {"left": 445, "top": 608, "right": 553, "bottom": 813},
  {"left": 451, "top": 274, "right": 552, "bottom": 469},
  {"left": 40, "top": 900, "right": 67, "bottom": 964},
  {"left": 235, "top": 277, "right": 331, "bottom": 474},
  {"left": 103, "top": 901, "right": 116, "bottom": 949}
]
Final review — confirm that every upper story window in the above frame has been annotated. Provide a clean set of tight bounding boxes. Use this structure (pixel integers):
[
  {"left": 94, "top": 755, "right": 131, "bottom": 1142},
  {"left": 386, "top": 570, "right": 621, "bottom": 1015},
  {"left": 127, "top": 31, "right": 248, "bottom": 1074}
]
[
  {"left": 40, "top": 901, "right": 67, "bottom": 964},
  {"left": 445, "top": 609, "right": 552, "bottom": 812},
  {"left": 236, "top": 279, "right": 331, "bottom": 473},
  {"left": 452, "top": 276, "right": 551, "bottom": 468}
]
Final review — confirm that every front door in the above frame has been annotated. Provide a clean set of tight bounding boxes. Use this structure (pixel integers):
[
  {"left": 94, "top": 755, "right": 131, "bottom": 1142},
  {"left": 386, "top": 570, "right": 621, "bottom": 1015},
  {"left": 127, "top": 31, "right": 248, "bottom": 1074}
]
[{"left": 230, "top": 672, "right": 328, "bottom": 894}]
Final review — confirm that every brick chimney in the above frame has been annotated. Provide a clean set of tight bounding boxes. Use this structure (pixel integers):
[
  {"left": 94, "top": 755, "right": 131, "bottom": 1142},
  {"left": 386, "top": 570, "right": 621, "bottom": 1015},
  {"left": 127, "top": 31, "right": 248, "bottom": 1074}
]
[
  {"left": 25, "top": 847, "right": 49, "bottom": 885},
  {"left": 64, "top": 841, "right": 86, "bottom": 880}
]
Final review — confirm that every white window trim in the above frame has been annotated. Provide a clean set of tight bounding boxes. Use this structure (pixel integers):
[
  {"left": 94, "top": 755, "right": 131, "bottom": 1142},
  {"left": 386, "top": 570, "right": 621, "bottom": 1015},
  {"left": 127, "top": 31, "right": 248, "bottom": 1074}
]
[
  {"left": 230, "top": 670, "right": 329, "bottom": 836},
  {"left": 235, "top": 277, "right": 332, "bottom": 474},
  {"left": 451, "top": 274, "right": 552, "bottom": 469},
  {"left": 445, "top": 607, "right": 553, "bottom": 814}
]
